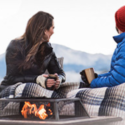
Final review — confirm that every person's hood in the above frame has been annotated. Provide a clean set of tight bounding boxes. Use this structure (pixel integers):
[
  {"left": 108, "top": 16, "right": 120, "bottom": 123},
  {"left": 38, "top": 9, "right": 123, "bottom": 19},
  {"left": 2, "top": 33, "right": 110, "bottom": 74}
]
[{"left": 113, "top": 32, "right": 125, "bottom": 44}]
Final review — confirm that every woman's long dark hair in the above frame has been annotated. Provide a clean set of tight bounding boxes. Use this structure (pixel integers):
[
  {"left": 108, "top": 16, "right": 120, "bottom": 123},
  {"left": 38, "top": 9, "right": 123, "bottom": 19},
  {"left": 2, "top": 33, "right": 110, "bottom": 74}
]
[{"left": 15, "top": 11, "right": 54, "bottom": 71}]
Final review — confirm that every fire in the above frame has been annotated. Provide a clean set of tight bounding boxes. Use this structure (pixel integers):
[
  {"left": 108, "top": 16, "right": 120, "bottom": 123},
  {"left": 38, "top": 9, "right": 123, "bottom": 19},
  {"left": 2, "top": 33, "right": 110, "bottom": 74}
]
[{"left": 21, "top": 102, "right": 53, "bottom": 120}]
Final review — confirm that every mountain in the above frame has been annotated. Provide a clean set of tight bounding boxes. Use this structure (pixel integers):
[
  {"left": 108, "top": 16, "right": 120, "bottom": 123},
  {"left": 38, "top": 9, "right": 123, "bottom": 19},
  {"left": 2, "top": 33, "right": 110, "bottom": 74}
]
[
  {"left": 0, "top": 44, "right": 112, "bottom": 82},
  {"left": 52, "top": 44, "right": 111, "bottom": 72}
]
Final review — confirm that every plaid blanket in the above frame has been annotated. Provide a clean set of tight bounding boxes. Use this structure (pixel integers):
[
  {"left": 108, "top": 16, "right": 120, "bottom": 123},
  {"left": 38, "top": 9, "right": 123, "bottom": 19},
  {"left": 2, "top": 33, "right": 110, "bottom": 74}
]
[
  {"left": 1, "top": 81, "right": 125, "bottom": 121},
  {"left": 67, "top": 83, "right": 125, "bottom": 120},
  {"left": 0, "top": 82, "right": 80, "bottom": 116}
]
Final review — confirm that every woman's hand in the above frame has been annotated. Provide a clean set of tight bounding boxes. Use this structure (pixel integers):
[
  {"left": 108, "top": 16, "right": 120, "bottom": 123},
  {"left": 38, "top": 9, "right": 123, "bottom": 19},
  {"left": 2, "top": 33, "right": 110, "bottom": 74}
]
[
  {"left": 54, "top": 73, "right": 61, "bottom": 89},
  {"left": 42, "top": 74, "right": 55, "bottom": 89},
  {"left": 43, "top": 73, "right": 61, "bottom": 90}
]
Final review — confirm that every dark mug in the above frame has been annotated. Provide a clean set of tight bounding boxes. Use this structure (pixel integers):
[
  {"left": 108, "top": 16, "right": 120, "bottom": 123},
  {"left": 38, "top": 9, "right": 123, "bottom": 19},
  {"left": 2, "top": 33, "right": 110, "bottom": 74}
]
[{"left": 45, "top": 74, "right": 58, "bottom": 90}]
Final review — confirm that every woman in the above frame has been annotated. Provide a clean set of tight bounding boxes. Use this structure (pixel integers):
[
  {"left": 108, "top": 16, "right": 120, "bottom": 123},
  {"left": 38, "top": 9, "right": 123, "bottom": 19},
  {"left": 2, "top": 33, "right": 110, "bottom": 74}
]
[{"left": 0, "top": 11, "right": 66, "bottom": 92}]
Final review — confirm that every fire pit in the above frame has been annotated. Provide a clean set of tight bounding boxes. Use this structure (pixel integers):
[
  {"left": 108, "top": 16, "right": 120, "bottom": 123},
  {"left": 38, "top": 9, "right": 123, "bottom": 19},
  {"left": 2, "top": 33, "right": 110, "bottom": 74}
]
[{"left": 0, "top": 98, "right": 122, "bottom": 125}]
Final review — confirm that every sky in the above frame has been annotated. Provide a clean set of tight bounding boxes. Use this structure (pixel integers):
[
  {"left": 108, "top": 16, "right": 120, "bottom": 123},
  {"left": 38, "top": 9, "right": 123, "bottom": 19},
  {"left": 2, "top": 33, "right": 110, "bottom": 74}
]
[{"left": 0, "top": 0, "right": 125, "bottom": 55}]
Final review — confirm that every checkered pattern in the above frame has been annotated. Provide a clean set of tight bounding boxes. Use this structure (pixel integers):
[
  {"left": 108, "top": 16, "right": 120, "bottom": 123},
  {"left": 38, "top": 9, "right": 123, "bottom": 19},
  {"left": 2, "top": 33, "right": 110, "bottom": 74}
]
[
  {"left": 67, "top": 83, "right": 125, "bottom": 119},
  {"left": 1, "top": 81, "right": 125, "bottom": 121}
]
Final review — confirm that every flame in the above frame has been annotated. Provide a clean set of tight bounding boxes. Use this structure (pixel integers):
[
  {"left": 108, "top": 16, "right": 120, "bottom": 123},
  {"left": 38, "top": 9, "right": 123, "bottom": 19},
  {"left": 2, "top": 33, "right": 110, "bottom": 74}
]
[{"left": 21, "top": 102, "right": 53, "bottom": 120}]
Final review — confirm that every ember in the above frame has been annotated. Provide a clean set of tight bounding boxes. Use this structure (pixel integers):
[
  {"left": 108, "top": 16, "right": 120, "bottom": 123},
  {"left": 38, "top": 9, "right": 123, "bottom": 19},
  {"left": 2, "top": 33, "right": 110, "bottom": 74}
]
[{"left": 21, "top": 102, "right": 53, "bottom": 120}]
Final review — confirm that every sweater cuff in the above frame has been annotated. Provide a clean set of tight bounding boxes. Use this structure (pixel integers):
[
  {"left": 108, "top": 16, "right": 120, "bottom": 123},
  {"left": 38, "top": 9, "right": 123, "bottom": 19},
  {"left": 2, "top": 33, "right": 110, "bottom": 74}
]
[{"left": 36, "top": 75, "right": 46, "bottom": 88}]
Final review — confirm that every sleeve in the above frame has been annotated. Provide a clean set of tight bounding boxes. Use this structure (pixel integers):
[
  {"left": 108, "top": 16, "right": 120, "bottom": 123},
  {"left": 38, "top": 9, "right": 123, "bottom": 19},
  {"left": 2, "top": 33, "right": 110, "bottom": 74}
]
[
  {"left": 4, "top": 41, "right": 37, "bottom": 85},
  {"left": 98, "top": 72, "right": 111, "bottom": 77},
  {"left": 90, "top": 47, "right": 125, "bottom": 88},
  {"left": 47, "top": 52, "right": 66, "bottom": 83}
]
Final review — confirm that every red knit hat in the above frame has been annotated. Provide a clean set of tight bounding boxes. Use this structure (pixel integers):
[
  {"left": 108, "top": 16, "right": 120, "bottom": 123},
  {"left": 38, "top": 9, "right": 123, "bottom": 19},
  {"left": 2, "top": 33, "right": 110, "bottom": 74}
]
[{"left": 115, "top": 6, "right": 125, "bottom": 32}]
